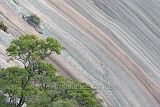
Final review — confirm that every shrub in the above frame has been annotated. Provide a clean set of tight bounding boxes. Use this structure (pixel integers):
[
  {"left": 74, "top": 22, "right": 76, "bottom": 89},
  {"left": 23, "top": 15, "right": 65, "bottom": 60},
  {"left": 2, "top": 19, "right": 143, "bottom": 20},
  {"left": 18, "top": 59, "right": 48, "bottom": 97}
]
[
  {"left": 27, "top": 14, "right": 40, "bottom": 27},
  {"left": 0, "top": 22, "right": 8, "bottom": 32}
]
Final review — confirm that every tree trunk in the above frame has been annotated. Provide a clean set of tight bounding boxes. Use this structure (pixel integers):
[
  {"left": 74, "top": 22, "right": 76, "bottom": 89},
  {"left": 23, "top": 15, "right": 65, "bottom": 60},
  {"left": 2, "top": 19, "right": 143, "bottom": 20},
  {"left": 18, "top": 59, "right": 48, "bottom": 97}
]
[{"left": 17, "top": 96, "right": 24, "bottom": 107}]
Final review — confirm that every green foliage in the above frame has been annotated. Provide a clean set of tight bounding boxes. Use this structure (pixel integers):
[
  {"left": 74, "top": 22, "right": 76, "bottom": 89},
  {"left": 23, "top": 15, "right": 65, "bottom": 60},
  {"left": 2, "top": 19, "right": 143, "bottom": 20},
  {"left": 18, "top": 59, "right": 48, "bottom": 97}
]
[
  {"left": 0, "top": 92, "right": 14, "bottom": 107},
  {"left": 29, "top": 99, "right": 79, "bottom": 107},
  {"left": 0, "top": 66, "right": 102, "bottom": 107},
  {"left": 27, "top": 14, "right": 40, "bottom": 27},
  {"left": 0, "top": 34, "right": 102, "bottom": 107},
  {"left": 52, "top": 99, "right": 80, "bottom": 107},
  {"left": 0, "top": 67, "right": 37, "bottom": 106},
  {"left": 0, "top": 22, "right": 8, "bottom": 32},
  {"left": 6, "top": 34, "right": 65, "bottom": 68}
]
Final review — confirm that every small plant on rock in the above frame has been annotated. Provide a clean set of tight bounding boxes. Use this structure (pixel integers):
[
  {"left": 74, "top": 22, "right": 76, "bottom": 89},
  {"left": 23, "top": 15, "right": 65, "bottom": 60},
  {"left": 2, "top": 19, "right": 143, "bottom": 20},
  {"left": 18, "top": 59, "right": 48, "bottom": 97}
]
[
  {"left": 0, "top": 22, "right": 8, "bottom": 32},
  {"left": 27, "top": 14, "right": 40, "bottom": 27}
]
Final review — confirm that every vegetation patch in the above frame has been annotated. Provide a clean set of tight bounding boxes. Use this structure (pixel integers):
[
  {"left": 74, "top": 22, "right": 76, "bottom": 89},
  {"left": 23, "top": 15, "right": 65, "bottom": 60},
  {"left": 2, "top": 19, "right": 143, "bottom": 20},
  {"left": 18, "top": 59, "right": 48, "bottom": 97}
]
[
  {"left": 0, "top": 34, "right": 103, "bottom": 107},
  {"left": 27, "top": 14, "right": 40, "bottom": 28},
  {"left": 25, "top": 14, "right": 43, "bottom": 34},
  {"left": 0, "top": 22, "right": 8, "bottom": 32}
]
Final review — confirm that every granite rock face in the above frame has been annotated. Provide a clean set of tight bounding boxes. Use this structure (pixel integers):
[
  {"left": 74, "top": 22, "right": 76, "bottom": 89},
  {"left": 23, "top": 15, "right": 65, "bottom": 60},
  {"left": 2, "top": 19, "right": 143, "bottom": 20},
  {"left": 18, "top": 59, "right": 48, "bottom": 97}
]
[{"left": 0, "top": 0, "right": 160, "bottom": 106}]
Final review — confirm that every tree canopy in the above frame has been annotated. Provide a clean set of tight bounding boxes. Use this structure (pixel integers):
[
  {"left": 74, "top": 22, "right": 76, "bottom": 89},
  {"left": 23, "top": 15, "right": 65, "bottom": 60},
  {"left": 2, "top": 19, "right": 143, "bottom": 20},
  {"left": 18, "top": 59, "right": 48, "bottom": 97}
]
[{"left": 0, "top": 34, "right": 102, "bottom": 107}]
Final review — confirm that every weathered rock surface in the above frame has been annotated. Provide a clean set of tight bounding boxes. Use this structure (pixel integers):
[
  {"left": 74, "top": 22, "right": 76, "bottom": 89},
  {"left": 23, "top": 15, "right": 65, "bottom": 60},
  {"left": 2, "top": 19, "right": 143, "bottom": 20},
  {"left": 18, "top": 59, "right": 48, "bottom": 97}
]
[{"left": 0, "top": 0, "right": 160, "bottom": 106}]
